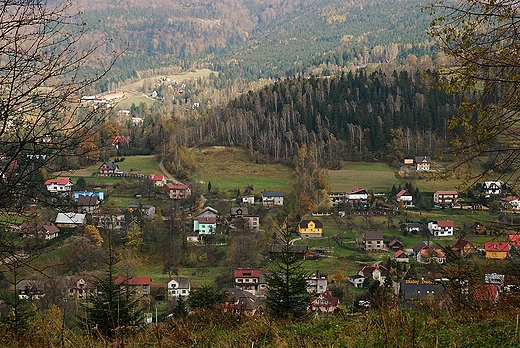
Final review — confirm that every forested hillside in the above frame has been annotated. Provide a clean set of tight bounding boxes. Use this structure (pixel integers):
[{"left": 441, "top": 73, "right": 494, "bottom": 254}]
[
  {"left": 167, "top": 69, "right": 459, "bottom": 168},
  {"left": 62, "top": 0, "right": 434, "bottom": 89}
]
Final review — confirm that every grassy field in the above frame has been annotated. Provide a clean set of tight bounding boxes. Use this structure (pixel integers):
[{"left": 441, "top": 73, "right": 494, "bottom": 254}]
[
  {"left": 193, "top": 147, "right": 293, "bottom": 194},
  {"left": 327, "top": 162, "right": 399, "bottom": 193}
]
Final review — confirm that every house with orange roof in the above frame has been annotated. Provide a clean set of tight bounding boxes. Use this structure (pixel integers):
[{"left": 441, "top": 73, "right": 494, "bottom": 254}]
[
  {"left": 44, "top": 177, "right": 73, "bottom": 193},
  {"left": 484, "top": 241, "right": 509, "bottom": 259},
  {"left": 150, "top": 174, "right": 167, "bottom": 187},
  {"left": 417, "top": 246, "right": 446, "bottom": 264}
]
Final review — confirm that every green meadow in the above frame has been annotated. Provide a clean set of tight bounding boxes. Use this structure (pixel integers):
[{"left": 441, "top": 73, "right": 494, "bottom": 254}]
[{"left": 193, "top": 147, "right": 293, "bottom": 194}]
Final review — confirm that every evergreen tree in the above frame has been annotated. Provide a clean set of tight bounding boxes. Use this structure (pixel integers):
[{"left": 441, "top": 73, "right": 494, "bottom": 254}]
[
  {"left": 187, "top": 284, "right": 225, "bottom": 310},
  {"left": 82, "top": 245, "right": 142, "bottom": 338},
  {"left": 172, "top": 296, "right": 188, "bottom": 318},
  {"left": 265, "top": 222, "right": 313, "bottom": 318}
]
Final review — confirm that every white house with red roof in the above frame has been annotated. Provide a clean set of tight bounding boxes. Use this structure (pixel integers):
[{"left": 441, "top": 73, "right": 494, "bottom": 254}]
[
  {"left": 150, "top": 174, "right": 167, "bottom": 187},
  {"left": 427, "top": 220, "right": 454, "bottom": 236},
  {"left": 396, "top": 189, "right": 413, "bottom": 207},
  {"left": 346, "top": 188, "right": 368, "bottom": 203},
  {"left": 44, "top": 177, "right": 73, "bottom": 193},
  {"left": 233, "top": 268, "right": 266, "bottom": 296}
]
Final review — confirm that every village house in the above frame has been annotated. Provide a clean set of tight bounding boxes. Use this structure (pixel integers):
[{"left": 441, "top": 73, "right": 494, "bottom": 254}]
[
  {"left": 388, "top": 239, "right": 405, "bottom": 252},
  {"left": 149, "top": 174, "right": 167, "bottom": 187},
  {"left": 233, "top": 268, "right": 267, "bottom": 296},
  {"left": 399, "top": 279, "right": 445, "bottom": 309},
  {"left": 261, "top": 191, "right": 284, "bottom": 206},
  {"left": 363, "top": 230, "right": 384, "bottom": 251},
  {"left": 93, "top": 214, "right": 126, "bottom": 230},
  {"left": 402, "top": 222, "right": 422, "bottom": 234},
  {"left": 98, "top": 161, "right": 123, "bottom": 176},
  {"left": 345, "top": 188, "right": 369, "bottom": 208},
  {"left": 428, "top": 220, "right": 455, "bottom": 236},
  {"left": 230, "top": 208, "right": 260, "bottom": 230},
  {"left": 298, "top": 219, "right": 323, "bottom": 238},
  {"left": 77, "top": 195, "right": 100, "bottom": 214},
  {"left": 20, "top": 221, "right": 60, "bottom": 240},
  {"left": 241, "top": 195, "right": 255, "bottom": 205},
  {"left": 396, "top": 189, "right": 413, "bottom": 207},
  {"left": 114, "top": 276, "right": 152, "bottom": 296},
  {"left": 163, "top": 183, "right": 191, "bottom": 200},
  {"left": 55, "top": 212, "right": 86, "bottom": 228},
  {"left": 74, "top": 191, "right": 104, "bottom": 201},
  {"left": 394, "top": 250, "right": 410, "bottom": 263},
  {"left": 44, "top": 177, "right": 73, "bottom": 193},
  {"left": 310, "top": 290, "right": 340, "bottom": 313},
  {"left": 451, "top": 239, "right": 477, "bottom": 257},
  {"left": 223, "top": 288, "right": 264, "bottom": 316},
  {"left": 305, "top": 275, "right": 328, "bottom": 294},
  {"left": 16, "top": 280, "right": 45, "bottom": 300},
  {"left": 128, "top": 204, "right": 156, "bottom": 219},
  {"left": 484, "top": 181, "right": 502, "bottom": 197},
  {"left": 433, "top": 190, "right": 459, "bottom": 207},
  {"left": 501, "top": 196, "right": 520, "bottom": 211},
  {"left": 414, "top": 156, "right": 431, "bottom": 171},
  {"left": 268, "top": 240, "right": 308, "bottom": 258},
  {"left": 193, "top": 206, "right": 218, "bottom": 234},
  {"left": 167, "top": 277, "right": 191, "bottom": 299},
  {"left": 328, "top": 192, "right": 345, "bottom": 207},
  {"left": 484, "top": 241, "right": 509, "bottom": 259},
  {"left": 358, "top": 265, "right": 388, "bottom": 285},
  {"left": 509, "top": 234, "right": 520, "bottom": 247},
  {"left": 348, "top": 275, "right": 365, "bottom": 288},
  {"left": 62, "top": 276, "right": 96, "bottom": 300},
  {"left": 417, "top": 245, "right": 446, "bottom": 264}
]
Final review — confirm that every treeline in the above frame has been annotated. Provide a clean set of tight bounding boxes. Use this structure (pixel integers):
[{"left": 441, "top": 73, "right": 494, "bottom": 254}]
[{"left": 173, "top": 70, "right": 460, "bottom": 167}]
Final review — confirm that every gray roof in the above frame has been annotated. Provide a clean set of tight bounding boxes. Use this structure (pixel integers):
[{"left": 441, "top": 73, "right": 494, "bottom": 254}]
[
  {"left": 169, "top": 277, "right": 191, "bottom": 289},
  {"left": 399, "top": 279, "right": 444, "bottom": 301},
  {"left": 262, "top": 191, "right": 284, "bottom": 197}
]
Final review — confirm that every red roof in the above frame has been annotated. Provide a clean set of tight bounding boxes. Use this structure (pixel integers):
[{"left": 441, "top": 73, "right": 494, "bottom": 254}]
[
  {"left": 484, "top": 242, "right": 510, "bottom": 252},
  {"left": 346, "top": 188, "right": 366, "bottom": 194},
  {"left": 437, "top": 220, "right": 454, "bottom": 228},
  {"left": 194, "top": 216, "right": 217, "bottom": 223},
  {"left": 114, "top": 276, "right": 152, "bottom": 286},
  {"left": 394, "top": 250, "right": 408, "bottom": 258},
  {"left": 45, "top": 177, "right": 72, "bottom": 186},
  {"left": 233, "top": 268, "right": 262, "bottom": 278},
  {"left": 396, "top": 189, "right": 411, "bottom": 197},
  {"left": 501, "top": 196, "right": 520, "bottom": 202},
  {"left": 509, "top": 234, "right": 520, "bottom": 246},
  {"left": 473, "top": 284, "right": 498, "bottom": 301},
  {"left": 150, "top": 174, "right": 165, "bottom": 181}
]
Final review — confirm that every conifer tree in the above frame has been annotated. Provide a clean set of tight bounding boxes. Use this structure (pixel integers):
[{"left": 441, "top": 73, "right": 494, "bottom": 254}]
[
  {"left": 265, "top": 221, "right": 313, "bottom": 318},
  {"left": 82, "top": 238, "right": 142, "bottom": 338}
]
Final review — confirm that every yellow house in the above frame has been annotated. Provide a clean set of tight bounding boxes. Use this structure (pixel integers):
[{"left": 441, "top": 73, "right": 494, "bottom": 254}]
[
  {"left": 484, "top": 241, "right": 509, "bottom": 259},
  {"left": 298, "top": 219, "right": 323, "bottom": 238}
]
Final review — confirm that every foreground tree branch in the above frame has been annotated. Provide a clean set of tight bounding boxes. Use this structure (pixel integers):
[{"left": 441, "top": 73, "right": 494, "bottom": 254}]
[{"left": 427, "top": 0, "right": 520, "bottom": 186}]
